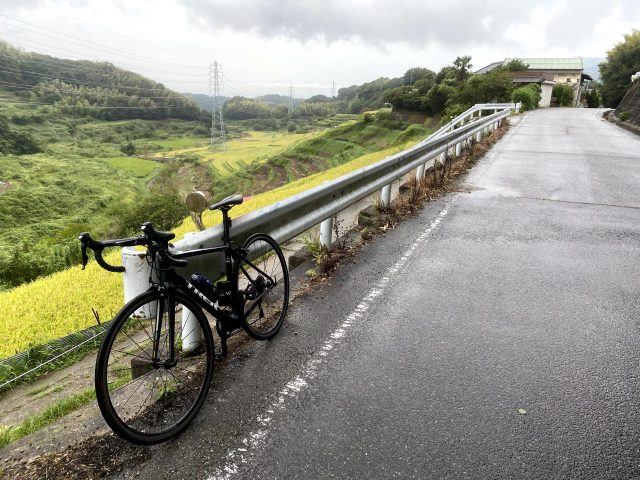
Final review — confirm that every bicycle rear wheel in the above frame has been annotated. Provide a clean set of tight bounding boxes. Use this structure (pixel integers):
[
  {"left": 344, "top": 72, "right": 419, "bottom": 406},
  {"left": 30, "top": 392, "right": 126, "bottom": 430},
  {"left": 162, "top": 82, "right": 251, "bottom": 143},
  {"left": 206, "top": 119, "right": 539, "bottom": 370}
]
[
  {"left": 236, "top": 233, "right": 289, "bottom": 340},
  {"left": 95, "top": 289, "right": 214, "bottom": 444}
]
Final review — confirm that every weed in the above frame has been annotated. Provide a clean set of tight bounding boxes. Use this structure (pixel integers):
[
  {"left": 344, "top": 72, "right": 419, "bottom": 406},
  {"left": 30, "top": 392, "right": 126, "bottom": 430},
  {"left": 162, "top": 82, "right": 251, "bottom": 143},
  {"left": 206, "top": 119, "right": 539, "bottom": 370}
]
[{"left": 0, "top": 387, "right": 96, "bottom": 448}]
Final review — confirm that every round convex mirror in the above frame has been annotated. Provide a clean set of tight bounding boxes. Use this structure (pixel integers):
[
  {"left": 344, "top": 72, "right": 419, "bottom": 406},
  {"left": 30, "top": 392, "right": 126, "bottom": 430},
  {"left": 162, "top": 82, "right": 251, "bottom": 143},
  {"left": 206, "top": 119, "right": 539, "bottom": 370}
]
[{"left": 185, "top": 191, "right": 207, "bottom": 213}]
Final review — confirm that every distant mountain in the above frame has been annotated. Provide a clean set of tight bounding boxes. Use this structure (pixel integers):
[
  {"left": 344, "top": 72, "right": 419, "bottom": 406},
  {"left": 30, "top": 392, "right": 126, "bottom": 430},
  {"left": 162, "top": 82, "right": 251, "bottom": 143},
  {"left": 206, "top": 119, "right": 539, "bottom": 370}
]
[
  {"left": 181, "top": 93, "right": 229, "bottom": 113},
  {"left": 255, "top": 94, "right": 292, "bottom": 106},
  {"left": 583, "top": 57, "right": 604, "bottom": 82}
]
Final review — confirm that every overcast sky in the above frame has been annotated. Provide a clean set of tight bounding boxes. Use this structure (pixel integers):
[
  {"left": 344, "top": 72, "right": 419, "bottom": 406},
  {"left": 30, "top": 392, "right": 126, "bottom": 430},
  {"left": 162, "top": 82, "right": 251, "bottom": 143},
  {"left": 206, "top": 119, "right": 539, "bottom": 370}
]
[{"left": 1, "top": 0, "right": 638, "bottom": 98}]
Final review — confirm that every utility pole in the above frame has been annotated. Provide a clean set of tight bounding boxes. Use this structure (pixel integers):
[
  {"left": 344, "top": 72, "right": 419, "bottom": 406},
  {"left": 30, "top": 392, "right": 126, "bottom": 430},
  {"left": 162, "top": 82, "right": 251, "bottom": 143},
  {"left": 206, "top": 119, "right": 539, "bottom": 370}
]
[
  {"left": 209, "top": 60, "right": 226, "bottom": 150},
  {"left": 288, "top": 84, "right": 294, "bottom": 116},
  {"left": 331, "top": 80, "right": 336, "bottom": 98}
]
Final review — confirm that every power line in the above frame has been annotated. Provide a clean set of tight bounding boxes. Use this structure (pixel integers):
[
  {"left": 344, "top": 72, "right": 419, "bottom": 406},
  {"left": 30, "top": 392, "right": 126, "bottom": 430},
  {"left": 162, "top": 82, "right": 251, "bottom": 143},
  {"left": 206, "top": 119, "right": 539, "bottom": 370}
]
[
  {"left": 35, "top": 3, "right": 211, "bottom": 66},
  {"left": 1, "top": 99, "right": 195, "bottom": 109},
  {"left": 0, "top": 13, "right": 207, "bottom": 70},
  {"left": 0, "top": 33, "right": 209, "bottom": 79},
  {"left": 0, "top": 64, "right": 197, "bottom": 93}
]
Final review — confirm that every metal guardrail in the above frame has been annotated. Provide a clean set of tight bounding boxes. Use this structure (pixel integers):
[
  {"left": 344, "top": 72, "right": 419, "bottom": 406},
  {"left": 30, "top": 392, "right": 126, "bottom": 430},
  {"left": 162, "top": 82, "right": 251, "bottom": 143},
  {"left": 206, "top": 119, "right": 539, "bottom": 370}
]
[
  {"left": 427, "top": 103, "right": 521, "bottom": 141},
  {"left": 121, "top": 103, "right": 519, "bottom": 288}
]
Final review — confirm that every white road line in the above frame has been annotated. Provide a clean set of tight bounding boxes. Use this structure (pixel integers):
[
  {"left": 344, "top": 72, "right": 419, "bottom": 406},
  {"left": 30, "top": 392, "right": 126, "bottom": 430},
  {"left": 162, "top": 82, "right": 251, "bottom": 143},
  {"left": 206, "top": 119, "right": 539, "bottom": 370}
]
[{"left": 208, "top": 204, "right": 453, "bottom": 480}]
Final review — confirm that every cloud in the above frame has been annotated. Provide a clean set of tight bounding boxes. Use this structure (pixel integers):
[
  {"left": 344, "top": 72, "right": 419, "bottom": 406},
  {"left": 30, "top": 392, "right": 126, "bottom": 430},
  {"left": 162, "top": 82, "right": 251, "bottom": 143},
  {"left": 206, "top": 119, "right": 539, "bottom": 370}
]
[{"left": 178, "top": 0, "right": 639, "bottom": 49}]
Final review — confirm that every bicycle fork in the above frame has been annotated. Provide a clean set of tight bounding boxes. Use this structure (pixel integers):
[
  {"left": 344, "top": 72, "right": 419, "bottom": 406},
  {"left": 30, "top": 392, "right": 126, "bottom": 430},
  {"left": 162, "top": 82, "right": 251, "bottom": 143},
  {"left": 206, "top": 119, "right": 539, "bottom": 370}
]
[{"left": 151, "top": 290, "right": 177, "bottom": 369}]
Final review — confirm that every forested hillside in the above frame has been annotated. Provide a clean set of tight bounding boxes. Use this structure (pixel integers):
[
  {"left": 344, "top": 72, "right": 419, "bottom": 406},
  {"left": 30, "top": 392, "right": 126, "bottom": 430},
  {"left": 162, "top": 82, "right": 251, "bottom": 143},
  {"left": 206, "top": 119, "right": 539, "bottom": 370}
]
[{"left": 0, "top": 41, "right": 205, "bottom": 121}]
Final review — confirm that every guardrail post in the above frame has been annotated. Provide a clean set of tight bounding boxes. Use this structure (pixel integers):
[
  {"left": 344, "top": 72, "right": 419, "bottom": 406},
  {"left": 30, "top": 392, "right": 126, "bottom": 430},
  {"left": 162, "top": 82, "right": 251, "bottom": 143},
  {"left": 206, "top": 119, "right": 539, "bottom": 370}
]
[
  {"left": 380, "top": 184, "right": 392, "bottom": 207},
  {"left": 320, "top": 217, "right": 333, "bottom": 249},
  {"left": 182, "top": 308, "right": 203, "bottom": 352},
  {"left": 455, "top": 142, "right": 462, "bottom": 157},
  {"left": 122, "top": 247, "right": 153, "bottom": 304},
  {"left": 416, "top": 164, "right": 425, "bottom": 181}
]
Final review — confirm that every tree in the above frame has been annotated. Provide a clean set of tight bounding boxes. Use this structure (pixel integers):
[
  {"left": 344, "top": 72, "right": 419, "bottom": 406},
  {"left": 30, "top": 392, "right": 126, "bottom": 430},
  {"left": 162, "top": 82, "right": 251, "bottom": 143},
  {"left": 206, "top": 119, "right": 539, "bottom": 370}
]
[
  {"left": 453, "top": 55, "right": 473, "bottom": 82},
  {"left": 455, "top": 70, "right": 514, "bottom": 105},
  {"left": 435, "top": 66, "right": 457, "bottom": 84},
  {"left": 503, "top": 59, "right": 529, "bottom": 71},
  {"left": 403, "top": 67, "right": 435, "bottom": 86},
  {"left": 599, "top": 30, "right": 640, "bottom": 107}
]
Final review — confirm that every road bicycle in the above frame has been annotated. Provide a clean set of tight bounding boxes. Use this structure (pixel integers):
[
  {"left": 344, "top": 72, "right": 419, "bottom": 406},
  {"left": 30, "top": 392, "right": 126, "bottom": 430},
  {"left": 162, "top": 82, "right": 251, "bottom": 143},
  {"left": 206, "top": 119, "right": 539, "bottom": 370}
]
[{"left": 78, "top": 194, "right": 289, "bottom": 444}]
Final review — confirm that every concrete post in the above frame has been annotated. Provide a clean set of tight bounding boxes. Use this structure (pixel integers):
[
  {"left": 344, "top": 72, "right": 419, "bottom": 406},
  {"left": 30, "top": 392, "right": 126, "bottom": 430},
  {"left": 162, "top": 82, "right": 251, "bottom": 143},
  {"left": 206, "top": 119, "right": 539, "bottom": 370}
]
[
  {"left": 455, "top": 142, "right": 462, "bottom": 157},
  {"left": 122, "top": 247, "right": 153, "bottom": 315},
  {"left": 179, "top": 233, "right": 203, "bottom": 352},
  {"left": 380, "top": 184, "right": 392, "bottom": 207},
  {"left": 416, "top": 164, "right": 425, "bottom": 181},
  {"left": 476, "top": 130, "right": 482, "bottom": 142},
  {"left": 320, "top": 217, "right": 333, "bottom": 249}
]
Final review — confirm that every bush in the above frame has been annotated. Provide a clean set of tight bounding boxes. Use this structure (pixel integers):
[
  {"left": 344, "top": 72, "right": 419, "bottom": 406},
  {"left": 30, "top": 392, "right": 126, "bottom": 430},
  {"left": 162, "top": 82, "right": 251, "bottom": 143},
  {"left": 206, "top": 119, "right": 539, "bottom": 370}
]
[
  {"left": 552, "top": 84, "right": 574, "bottom": 106},
  {"left": 120, "top": 141, "right": 136, "bottom": 156},
  {"left": 511, "top": 87, "right": 537, "bottom": 111},
  {"left": 585, "top": 90, "right": 601, "bottom": 108},
  {"left": 287, "top": 124, "right": 297, "bottom": 133},
  {"left": 619, "top": 111, "right": 630, "bottom": 121},
  {"left": 525, "top": 84, "right": 542, "bottom": 106},
  {"left": 0, "top": 117, "right": 41, "bottom": 155},
  {"left": 112, "top": 190, "right": 188, "bottom": 236},
  {"left": 443, "top": 103, "right": 467, "bottom": 121}
]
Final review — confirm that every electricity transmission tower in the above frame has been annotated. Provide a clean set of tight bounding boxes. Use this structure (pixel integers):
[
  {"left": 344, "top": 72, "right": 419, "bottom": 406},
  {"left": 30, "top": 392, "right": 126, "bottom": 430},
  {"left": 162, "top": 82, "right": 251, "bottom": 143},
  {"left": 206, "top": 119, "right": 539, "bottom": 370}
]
[
  {"left": 209, "top": 60, "right": 226, "bottom": 150},
  {"left": 331, "top": 80, "right": 336, "bottom": 98},
  {"left": 288, "top": 84, "right": 294, "bottom": 116}
]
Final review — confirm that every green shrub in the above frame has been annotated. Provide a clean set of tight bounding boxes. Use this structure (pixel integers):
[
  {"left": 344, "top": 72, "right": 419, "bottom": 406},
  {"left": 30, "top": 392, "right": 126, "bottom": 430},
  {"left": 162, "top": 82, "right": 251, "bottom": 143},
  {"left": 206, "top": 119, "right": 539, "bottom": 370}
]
[
  {"left": 619, "top": 111, "right": 630, "bottom": 121},
  {"left": 120, "top": 141, "right": 136, "bottom": 156},
  {"left": 552, "top": 84, "right": 574, "bottom": 106},
  {"left": 525, "top": 84, "right": 542, "bottom": 107},
  {"left": 585, "top": 90, "right": 601, "bottom": 108},
  {"left": 111, "top": 190, "right": 188, "bottom": 236},
  {"left": 511, "top": 87, "right": 537, "bottom": 111},
  {"left": 443, "top": 103, "right": 467, "bottom": 121}
]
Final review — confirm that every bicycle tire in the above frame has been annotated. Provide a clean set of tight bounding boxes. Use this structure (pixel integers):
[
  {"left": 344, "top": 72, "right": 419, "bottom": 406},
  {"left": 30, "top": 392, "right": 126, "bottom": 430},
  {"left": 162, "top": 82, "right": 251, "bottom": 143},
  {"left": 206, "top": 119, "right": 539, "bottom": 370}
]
[
  {"left": 235, "top": 233, "right": 289, "bottom": 340},
  {"left": 95, "top": 288, "right": 214, "bottom": 445}
]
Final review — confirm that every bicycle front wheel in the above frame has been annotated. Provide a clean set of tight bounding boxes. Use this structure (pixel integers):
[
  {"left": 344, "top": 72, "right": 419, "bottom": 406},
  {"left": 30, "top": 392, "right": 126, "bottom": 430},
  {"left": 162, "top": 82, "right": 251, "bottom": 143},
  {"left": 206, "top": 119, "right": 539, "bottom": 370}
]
[
  {"left": 236, "top": 233, "right": 290, "bottom": 340},
  {"left": 95, "top": 289, "right": 214, "bottom": 444}
]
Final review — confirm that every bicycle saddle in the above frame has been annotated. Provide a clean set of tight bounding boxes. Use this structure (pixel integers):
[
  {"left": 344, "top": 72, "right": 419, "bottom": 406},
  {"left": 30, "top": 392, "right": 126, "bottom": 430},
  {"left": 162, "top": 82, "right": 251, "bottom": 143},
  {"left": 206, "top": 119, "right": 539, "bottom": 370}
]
[{"left": 209, "top": 194, "right": 243, "bottom": 211}]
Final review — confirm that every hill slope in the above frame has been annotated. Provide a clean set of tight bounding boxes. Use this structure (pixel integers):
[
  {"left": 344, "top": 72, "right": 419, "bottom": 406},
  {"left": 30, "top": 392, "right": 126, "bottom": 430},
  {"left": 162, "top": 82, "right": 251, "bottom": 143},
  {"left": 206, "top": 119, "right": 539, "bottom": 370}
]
[{"left": 0, "top": 41, "right": 205, "bottom": 121}]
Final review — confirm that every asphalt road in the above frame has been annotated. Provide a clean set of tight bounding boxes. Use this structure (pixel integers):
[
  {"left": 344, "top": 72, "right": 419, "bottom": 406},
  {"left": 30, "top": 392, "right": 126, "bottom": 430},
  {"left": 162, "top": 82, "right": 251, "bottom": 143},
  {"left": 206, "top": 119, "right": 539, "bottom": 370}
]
[{"left": 117, "top": 109, "right": 640, "bottom": 479}]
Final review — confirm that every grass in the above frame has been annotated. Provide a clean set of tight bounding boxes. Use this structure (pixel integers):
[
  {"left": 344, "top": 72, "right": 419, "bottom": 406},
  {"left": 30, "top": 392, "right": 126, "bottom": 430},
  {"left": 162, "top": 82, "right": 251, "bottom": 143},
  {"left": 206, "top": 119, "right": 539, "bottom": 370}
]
[
  {"left": 105, "top": 157, "right": 158, "bottom": 177},
  {"left": 0, "top": 387, "right": 96, "bottom": 448},
  {"left": 152, "top": 130, "right": 322, "bottom": 176}
]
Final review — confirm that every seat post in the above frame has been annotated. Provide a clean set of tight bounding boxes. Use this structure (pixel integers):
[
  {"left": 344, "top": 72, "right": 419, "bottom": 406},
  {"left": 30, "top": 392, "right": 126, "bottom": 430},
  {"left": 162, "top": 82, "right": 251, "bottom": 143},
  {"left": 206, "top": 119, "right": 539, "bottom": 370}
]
[{"left": 221, "top": 208, "right": 231, "bottom": 244}]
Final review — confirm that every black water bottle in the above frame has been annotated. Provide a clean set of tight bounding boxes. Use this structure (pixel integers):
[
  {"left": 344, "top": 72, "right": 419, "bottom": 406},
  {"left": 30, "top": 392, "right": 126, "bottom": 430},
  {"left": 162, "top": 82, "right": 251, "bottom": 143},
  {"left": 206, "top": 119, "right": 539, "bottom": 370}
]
[{"left": 190, "top": 273, "right": 219, "bottom": 302}]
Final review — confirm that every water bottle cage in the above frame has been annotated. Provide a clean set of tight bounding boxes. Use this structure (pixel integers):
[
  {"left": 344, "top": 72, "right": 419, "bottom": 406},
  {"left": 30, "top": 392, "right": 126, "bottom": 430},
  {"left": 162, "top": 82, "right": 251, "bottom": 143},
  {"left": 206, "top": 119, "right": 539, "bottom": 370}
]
[{"left": 216, "top": 281, "right": 233, "bottom": 306}]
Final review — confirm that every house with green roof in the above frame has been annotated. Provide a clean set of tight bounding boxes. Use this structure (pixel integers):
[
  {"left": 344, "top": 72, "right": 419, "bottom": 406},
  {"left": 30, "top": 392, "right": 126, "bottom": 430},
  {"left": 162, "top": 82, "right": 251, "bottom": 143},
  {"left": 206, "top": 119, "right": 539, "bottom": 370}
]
[{"left": 476, "top": 57, "right": 585, "bottom": 107}]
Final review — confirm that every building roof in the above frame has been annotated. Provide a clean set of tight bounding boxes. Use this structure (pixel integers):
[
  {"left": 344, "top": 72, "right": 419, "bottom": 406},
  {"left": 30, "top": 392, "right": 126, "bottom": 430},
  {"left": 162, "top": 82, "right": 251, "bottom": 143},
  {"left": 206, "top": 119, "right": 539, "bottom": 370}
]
[
  {"left": 505, "top": 57, "right": 583, "bottom": 71},
  {"left": 475, "top": 61, "right": 503, "bottom": 75}
]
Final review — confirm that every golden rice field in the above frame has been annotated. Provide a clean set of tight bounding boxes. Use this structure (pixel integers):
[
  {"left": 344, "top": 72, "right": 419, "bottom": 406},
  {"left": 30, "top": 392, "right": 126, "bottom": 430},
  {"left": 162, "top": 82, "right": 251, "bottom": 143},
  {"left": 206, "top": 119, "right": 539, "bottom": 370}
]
[
  {"left": 0, "top": 140, "right": 416, "bottom": 359},
  {"left": 152, "top": 130, "right": 320, "bottom": 177}
]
